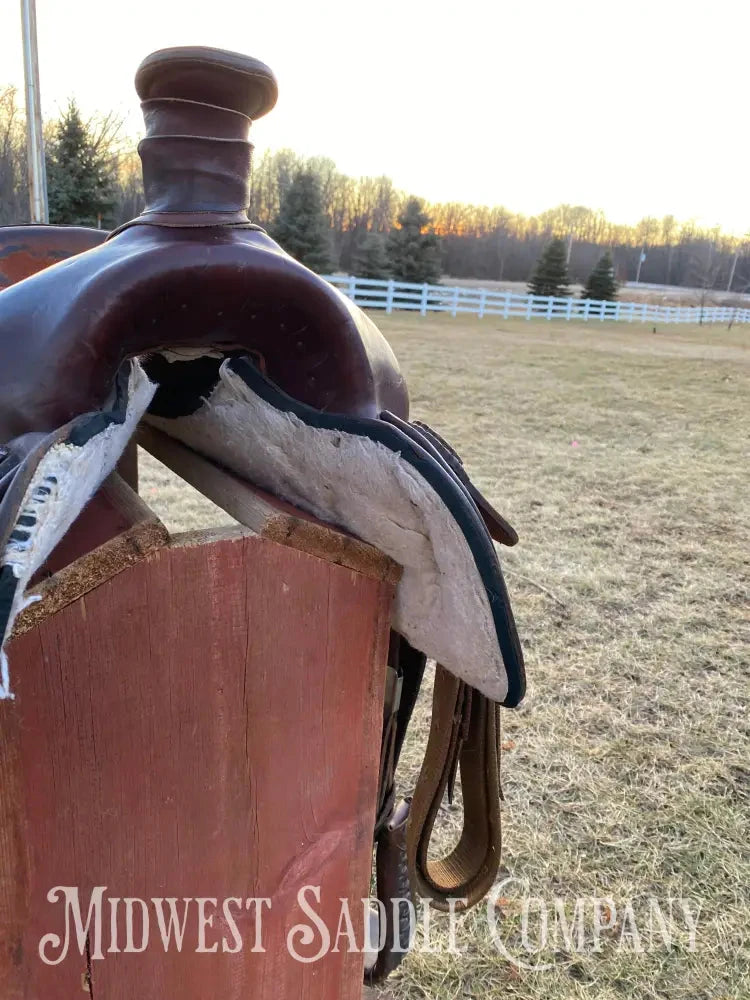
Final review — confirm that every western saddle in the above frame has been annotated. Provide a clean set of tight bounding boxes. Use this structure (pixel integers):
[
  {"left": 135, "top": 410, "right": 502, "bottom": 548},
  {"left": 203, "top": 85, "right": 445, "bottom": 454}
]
[{"left": 0, "top": 46, "right": 525, "bottom": 983}]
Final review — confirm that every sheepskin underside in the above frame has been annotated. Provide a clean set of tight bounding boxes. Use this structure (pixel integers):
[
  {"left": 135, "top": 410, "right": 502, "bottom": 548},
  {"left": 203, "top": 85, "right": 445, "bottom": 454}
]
[
  {"left": 0, "top": 358, "right": 509, "bottom": 703},
  {"left": 148, "top": 362, "right": 508, "bottom": 702},
  {"left": 0, "top": 362, "right": 155, "bottom": 698}
]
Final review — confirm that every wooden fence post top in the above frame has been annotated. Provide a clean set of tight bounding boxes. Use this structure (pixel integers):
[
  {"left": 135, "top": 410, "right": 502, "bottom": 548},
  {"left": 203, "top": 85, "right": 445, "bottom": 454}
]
[
  {"left": 10, "top": 475, "right": 170, "bottom": 639},
  {"left": 137, "top": 425, "right": 401, "bottom": 586}
]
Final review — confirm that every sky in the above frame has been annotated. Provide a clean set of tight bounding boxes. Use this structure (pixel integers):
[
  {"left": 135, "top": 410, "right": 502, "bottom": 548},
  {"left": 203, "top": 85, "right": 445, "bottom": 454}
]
[{"left": 1, "top": 0, "right": 748, "bottom": 234}]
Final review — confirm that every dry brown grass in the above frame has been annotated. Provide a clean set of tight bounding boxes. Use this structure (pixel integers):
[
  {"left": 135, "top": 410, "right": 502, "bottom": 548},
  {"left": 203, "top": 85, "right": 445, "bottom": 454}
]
[{"left": 139, "top": 315, "right": 749, "bottom": 999}]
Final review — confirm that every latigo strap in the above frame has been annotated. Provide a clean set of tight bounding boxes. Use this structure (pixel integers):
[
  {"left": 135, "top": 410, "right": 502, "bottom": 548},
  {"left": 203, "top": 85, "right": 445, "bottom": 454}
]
[{"left": 407, "top": 665, "right": 502, "bottom": 911}]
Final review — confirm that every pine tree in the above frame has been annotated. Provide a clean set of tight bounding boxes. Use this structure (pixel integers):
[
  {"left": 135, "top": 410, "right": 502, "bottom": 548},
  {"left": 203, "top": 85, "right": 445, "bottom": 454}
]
[
  {"left": 528, "top": 238, "right": 571, "bottom": 297},
  {"left": 582, "top": 251, "right": 618, "bottom": 301},
  {"left": 271, "top": 170, "right": 332, "bottom": 273},
  {"left": 351, "top": 232, "right": 390, "bottom": 279},
  {"left": 46, "top": 100, "right": 117, "bottom": 227},
  {"left": 386, "top": 198, "right": 442, "bottom": 284}
]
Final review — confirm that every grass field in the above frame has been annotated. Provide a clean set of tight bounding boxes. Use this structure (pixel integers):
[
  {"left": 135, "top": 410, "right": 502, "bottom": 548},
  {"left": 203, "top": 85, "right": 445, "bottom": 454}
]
[{"left": 140, "top": 315, "right": 749, "bottom": 999}]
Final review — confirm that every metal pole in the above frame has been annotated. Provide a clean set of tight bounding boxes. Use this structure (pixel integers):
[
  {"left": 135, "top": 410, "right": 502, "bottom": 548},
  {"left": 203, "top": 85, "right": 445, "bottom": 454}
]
[
  {"left": 726, "top": 250, "right": 739, "bottom": 292},
  {"left": 635, "top": 245, "right": 645, "bottom": 284},
  {"left": 20, "top": 0, "right": 48, "bottom": 222}
]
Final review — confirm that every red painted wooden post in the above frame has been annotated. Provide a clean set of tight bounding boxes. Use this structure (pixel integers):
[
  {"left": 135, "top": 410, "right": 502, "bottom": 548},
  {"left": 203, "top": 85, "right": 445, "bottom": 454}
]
[{"left": 0, "top": 478, "right": 396, "bottom": 999}]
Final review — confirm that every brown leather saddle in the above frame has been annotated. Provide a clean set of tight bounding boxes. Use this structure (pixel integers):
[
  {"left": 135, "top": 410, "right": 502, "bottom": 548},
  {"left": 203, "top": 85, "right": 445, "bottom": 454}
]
[
  {"left": 0, "top": 224, "right": 106, "bottom": 290},
  {"left": 0, "top": 47, "right": 525, "bottom": 982}
]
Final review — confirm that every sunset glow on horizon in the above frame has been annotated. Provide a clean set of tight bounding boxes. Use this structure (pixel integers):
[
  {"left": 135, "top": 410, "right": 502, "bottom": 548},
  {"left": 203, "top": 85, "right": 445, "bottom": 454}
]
[{"left": 1, "top": 0, "right": 748, "bottom": 235}]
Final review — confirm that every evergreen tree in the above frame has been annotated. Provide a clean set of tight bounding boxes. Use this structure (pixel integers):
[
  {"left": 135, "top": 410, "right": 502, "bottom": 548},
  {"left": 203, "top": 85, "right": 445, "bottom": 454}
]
[
  {"left": 271, "top": 170, "right": 332, "bottom": 272},
  {"left": 386, "top": 197, "right": 442, "bottom": 284},
  {"left": 351, "top": 231, "right": 390, "bottom": 279},
  {"left": 582, "top": 251, "right": 618, "bottom": 301},
  {"left": 528, "top": 237, "right": 571, "bottom": 297},
  {"left": 46, "top": 100, "right": 117, "bottom": 227}
]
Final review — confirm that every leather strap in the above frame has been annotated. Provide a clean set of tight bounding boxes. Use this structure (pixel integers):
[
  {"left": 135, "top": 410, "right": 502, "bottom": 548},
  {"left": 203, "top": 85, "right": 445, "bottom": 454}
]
[
  {"left": 374, "top": 635, "right": 426, "bottom": 837},
  {"left": 366, "top": 636, "right": 424, "bottom": 984},
  {"left": 406, "top": 664, "right": 502, "bottom": 912},
  {"left": 411, "top": 420, "right": 518, "bottom": 547},
  {"left": 367, "top": 655, "right": 502, "bottom": 981},
  {"left": 368, "top": 798, "right": 413, "bottom": 983}
]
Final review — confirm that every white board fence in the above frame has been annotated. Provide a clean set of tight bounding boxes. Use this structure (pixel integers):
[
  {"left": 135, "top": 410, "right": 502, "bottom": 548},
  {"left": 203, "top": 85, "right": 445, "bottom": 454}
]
[{"left": 323, "top": 275, "right": 750, "bottom": 325}]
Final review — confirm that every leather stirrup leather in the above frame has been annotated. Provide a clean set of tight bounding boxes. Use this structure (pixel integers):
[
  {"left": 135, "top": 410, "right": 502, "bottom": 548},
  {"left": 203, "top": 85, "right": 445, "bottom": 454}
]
[{"left": 407, "top": 665, "right": 502, "bottom": 911}]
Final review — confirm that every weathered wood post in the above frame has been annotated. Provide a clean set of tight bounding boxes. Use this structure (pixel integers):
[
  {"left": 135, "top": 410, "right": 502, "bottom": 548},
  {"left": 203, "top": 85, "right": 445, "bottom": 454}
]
[{"left": 0, "top": 462, "right": 398, "bottom": 999}]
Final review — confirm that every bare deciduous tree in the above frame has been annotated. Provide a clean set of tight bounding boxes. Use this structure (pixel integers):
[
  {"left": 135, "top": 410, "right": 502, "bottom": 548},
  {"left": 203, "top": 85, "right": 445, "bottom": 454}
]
[{"left": 0, "top": 87, "right": 29, "bottom": 224}]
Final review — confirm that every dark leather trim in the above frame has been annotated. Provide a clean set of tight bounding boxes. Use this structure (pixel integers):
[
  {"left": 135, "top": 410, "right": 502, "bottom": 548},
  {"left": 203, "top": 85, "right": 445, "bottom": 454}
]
[
  {"left": 66, "top": 366, "right": 131, "bottom": 447},
  {"left": 226, "top": 357, "right": 526, "bottom": 708},
  {"left": 0, "top": 565, "right": 17, "bottom": 641}
]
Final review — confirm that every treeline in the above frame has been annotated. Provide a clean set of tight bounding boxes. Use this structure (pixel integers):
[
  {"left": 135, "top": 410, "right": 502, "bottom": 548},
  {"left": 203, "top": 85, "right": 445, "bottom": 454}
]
[
  {"left": 0, "top": 86, "right": 141, "bottom": 229},
  {"left": 2, "top": 85, "right": 749, "bottom": 291},
  {"left": 250, "top": 150, "right": 750, "bottom": 290}
]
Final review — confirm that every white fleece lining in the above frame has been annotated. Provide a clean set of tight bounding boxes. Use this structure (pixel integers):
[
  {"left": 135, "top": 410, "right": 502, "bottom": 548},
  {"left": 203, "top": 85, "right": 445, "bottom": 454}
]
[
  {"left": 0, "top": 362, "right": 155, "bottom": 698},
  {"left": 148, "top": 363, "right": 509, "bottom": 702},
  {"left": 0, "top": 357, "right": 510, "bottom": 701}
]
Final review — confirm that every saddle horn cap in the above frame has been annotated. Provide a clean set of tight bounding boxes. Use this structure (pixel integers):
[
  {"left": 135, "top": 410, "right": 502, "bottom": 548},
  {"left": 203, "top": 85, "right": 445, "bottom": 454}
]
[{"left": 135, "top": 46, "right": 278, "bottom": 121}]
